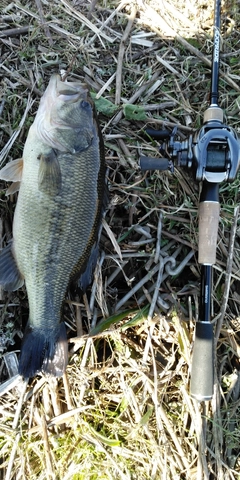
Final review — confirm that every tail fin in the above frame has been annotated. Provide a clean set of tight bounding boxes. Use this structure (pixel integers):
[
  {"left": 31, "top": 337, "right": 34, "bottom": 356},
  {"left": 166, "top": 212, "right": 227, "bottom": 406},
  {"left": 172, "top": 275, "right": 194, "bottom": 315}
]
[{"left": 18, "top": 322, "right": 68, "bottom": 378}]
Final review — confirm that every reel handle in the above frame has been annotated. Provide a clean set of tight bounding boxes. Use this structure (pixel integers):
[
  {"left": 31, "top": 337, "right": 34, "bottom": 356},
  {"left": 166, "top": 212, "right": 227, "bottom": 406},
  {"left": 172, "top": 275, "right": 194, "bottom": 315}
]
[
  {"left": 144, "top": 128, "right": 171, "bottom": 140},
  {"left": 140, "top": 156, "right": 170, "bottom": 171}
]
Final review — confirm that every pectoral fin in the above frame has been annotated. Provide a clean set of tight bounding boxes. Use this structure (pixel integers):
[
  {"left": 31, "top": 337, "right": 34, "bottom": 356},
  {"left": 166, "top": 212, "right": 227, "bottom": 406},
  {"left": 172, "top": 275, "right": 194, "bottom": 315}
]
[
  {"left": 0, "top": 243, "right": 24, "bottom": 291},
  {"left": 38, "top": 150, "right": 61, "bottom": 195},
  {"left": 0, "top": 158, "right": 23, "bottom": 182}
]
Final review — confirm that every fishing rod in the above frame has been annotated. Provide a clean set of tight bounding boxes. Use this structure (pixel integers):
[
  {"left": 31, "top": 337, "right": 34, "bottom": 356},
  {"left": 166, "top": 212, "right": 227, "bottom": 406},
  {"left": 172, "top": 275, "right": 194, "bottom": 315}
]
[{"left": 140, "top": 0, "right": 240, "bottom": 401}]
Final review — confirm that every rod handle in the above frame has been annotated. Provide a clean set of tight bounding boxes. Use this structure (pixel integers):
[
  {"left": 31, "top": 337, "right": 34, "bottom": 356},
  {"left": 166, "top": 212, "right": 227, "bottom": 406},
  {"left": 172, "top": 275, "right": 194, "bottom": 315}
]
[
  {"left": 190, "top": 322, "right": 214, "bottom": 401},
  {"left": 198, "top": 201, "right": 220, "bottom": 264}
]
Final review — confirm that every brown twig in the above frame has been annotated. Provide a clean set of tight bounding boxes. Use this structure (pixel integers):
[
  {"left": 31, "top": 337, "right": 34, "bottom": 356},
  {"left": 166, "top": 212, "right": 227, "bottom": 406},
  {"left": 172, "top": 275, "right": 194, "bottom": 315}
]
[
  {"left": 41, "top": 413, "right": 55, "bottom": 479},
  {"left": 5, "top": 380, "right": 28, "bottom": 480},
  {"left": 215, "top": 206, "right": 239, "bottom": 341},
  {"left": 0, "top": 27, "right": 30, "bottom": 37},
  {"left": 35, "top": 0, "right": 53, "bottom": 45},
  {"left": 115, "top": 6, "right": 137, "bottom": 105}
]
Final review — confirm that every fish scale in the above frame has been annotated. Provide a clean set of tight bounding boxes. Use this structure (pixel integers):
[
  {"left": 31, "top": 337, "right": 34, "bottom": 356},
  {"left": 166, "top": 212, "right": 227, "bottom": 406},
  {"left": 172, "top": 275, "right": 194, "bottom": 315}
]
[{"left": 0, "top": 74, "right": 106, "bottom": 378}]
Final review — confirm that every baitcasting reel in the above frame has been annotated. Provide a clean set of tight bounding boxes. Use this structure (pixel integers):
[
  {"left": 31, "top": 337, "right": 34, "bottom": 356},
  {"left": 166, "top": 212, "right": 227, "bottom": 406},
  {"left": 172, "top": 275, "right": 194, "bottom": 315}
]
[{"left": 140, "top": 105, "right": 239, "bottom": 184}]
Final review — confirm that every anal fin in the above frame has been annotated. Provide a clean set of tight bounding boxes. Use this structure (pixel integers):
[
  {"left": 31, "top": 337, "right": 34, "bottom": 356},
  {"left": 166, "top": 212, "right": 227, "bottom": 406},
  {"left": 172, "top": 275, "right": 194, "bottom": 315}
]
[{"left": 0, "top": 243, "right": 24, "bottom": 291}]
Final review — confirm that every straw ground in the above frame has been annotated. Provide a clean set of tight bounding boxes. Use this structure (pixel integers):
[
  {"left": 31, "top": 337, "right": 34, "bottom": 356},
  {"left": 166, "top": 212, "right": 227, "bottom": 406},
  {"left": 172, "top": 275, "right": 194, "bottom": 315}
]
[{"left": 0, "top": 1, "right": 240, "bottom": 479}]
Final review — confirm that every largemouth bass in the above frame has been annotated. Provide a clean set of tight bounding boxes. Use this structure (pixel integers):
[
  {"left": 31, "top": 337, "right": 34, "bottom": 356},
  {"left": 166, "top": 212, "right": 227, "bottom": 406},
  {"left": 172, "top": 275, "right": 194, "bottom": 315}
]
[{"left": 0, "top": 74, "right": 106, "bottom": 378}]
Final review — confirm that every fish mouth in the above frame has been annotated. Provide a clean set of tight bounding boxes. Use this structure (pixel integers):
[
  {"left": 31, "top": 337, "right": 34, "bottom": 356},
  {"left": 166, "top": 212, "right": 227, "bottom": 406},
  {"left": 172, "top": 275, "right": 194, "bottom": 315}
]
[{"left": 54, "top": 74, "right": 87, "bottom": 103}]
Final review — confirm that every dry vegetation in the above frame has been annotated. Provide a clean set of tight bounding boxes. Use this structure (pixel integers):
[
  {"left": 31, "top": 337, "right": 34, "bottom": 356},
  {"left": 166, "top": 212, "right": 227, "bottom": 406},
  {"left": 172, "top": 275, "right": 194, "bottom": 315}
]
[{"left": 0, "top": 0, "right": 240, "bottom": 479}]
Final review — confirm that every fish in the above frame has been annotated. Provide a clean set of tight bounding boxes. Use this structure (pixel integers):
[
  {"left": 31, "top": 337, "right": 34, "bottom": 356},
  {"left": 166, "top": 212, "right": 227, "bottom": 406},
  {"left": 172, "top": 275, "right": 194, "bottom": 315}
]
[{"left": 0, "top": 74, "right": 106, "bottom": 378}]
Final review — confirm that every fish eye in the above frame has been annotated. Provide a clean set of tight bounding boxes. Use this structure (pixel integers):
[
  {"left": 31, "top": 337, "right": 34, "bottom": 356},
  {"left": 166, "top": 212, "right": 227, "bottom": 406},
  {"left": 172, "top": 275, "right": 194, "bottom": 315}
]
[{"left": 80, "top": 100, "right": 91, "bottom": 109}]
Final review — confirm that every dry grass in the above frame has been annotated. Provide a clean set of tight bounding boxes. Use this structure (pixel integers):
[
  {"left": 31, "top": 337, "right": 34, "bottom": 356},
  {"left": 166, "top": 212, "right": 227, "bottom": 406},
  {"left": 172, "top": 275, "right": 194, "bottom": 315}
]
[{"left": 0, "top": 0, "right": 240, "bottom": 479}]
